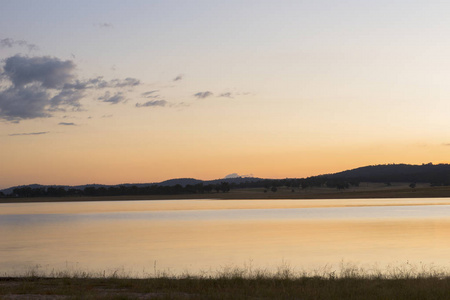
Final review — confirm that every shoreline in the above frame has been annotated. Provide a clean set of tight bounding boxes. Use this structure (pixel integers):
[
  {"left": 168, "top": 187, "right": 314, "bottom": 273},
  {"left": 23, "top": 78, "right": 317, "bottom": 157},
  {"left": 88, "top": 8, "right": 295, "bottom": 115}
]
[{"left": 2, "top": 184, "right": 450, "bottom": 204}]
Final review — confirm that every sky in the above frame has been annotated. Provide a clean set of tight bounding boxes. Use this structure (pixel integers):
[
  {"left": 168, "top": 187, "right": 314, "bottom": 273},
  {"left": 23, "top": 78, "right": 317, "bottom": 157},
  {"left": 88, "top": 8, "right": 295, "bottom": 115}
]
[{"left": 1, "top": 0, "right": 450, "bottom": 189}]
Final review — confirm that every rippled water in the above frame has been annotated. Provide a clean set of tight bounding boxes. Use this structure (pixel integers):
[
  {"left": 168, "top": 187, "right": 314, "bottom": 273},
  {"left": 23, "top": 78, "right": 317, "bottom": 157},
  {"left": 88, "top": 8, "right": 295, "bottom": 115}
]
[{"left": 2, "top": 198, "right": 450, "bottom": 276}]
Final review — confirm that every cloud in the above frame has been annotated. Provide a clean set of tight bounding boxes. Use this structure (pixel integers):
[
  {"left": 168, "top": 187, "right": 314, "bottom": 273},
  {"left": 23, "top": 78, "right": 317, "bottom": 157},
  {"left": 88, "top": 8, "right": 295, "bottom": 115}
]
[
  {"left": 224, "top": 173, "right": 240, "bottom": 179},
  {"left": 443, "top": 143, "right": 450, "bottom": 146},
  {"left": 218, "top": 92, "right": 233, "bottom": 98},
  {"left": 173, "top": 74, "right": 184, "bottom": 81},
  {"left": 50, "top": 89, "right": 84, "bottom": 110},
  {"left": 3, "top": 55, "right": 75, "bottom": 89},
  {"left": 218, "top": 91, "right": 252, "bottom": 98},
  {"left": 0, "top": 38, "right": 38, "bottom": 51},
  {"left": 141, "top": 90, "right": 159, "bottom": 98},
  {"left": 193, "top": 91, "right": 213, "bottom": 99},
  {"left": 136, "top": 100, "right": 167, "bottom": 107},
  {"left": 98, "top": 91, "right": 125, "bottom": 104},
  {"left": 9, "top": 131, "right": 49, "bottom": 136},
  {"left": 0, "top": 86, "right": 52, "bottom": 121},
  {"left": 0, "top": 55, "right": 78, "bottom": 121},
  {"left": 95, "top": 23, "right": 113, "bottom": 28},
  {"left": 58, "top": 122, "right": 76, "bottom": 126},
  {"left": 224, "top": 173, "right": 254, "bottom": 179},
  {"left": 112, "top": 77, "right": 140, "bottom": 87},
  {"left": 63, "top": 76, "right": 140, "bottom": 90},
  {"left": 0, "top": 55, "right": 141, "bottom": 121}
]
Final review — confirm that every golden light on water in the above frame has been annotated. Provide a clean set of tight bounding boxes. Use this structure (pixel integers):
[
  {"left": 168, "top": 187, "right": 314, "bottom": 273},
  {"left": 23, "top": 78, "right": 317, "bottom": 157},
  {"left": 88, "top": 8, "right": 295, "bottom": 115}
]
[{"left": 2, "top": 199, "right": 450, "bottom": 276}]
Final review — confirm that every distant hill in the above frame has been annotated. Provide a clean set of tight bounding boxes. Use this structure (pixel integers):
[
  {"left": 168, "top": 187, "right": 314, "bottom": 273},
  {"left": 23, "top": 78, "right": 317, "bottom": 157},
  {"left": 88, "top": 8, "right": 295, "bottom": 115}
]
[
  {"left": 0, "top": 176, "right": 263, "bottom": 195},
  {"left": 3, "top": 163, "right": 450, "bottom": 196},
  {"left": 321, "top": 163, "right": 450, "bottom": 185}
]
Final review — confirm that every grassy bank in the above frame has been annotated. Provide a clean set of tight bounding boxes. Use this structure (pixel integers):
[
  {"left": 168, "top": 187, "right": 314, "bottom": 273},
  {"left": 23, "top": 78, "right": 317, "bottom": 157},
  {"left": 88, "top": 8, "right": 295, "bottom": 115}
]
[
  {"left": 2, "top": 264, "right": 450, "bottom": 299},
  {"left": 3, "top": 276, "right": 450, "bottom": 299},
  {"left": 2, "top": 183, "right": 450, "bottom": 203}
]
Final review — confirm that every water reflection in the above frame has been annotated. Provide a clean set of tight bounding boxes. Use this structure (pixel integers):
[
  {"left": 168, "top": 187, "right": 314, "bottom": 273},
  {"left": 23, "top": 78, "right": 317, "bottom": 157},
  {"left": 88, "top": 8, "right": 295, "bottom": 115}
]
[{"left": 1, "top": 199, "right": 450, "bottom": 276}]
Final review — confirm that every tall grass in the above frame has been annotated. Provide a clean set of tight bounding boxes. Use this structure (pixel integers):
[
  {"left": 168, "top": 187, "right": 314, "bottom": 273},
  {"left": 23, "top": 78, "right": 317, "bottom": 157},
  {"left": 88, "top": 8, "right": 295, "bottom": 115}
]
[
  {"left": 13, "top": 260, "right": 450, "bottom": 280},
  {"left": 2, "top": 262, "right": 450, "bottom": 299}
]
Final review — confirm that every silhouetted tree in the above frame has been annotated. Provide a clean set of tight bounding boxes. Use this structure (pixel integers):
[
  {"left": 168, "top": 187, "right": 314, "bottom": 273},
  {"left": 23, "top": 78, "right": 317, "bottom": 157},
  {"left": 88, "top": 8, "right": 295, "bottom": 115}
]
[
  {"left": 220, "top": 182, "right": 230, "bottom": 193},
  {"left": 203, "top": 184, "right": 213, "bottom": 193}
]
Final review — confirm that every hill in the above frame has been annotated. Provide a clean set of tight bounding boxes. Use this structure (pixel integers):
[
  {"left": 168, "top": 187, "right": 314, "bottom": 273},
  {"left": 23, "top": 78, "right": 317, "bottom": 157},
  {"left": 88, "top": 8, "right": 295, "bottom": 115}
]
[
  {"left": 0, "top": 176, "right": 263, "bottom": 196},
  {"left": 3, "top": 163, "right": 450, "bottom": 197},
  {"left": 322, "top": 163, "right": 450, "bottom": 185}
]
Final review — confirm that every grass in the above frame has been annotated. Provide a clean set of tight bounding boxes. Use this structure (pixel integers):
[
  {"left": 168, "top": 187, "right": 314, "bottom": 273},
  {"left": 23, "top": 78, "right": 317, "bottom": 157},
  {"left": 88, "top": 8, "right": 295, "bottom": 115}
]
[{"left": 2, "top": 263, "right": 450, "bottom": 299}]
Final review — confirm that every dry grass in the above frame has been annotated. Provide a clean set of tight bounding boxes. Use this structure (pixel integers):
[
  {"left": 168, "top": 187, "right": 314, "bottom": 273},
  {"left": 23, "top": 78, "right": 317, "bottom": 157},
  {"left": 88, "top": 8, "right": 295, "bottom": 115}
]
[{"left": 2, "top": 263, "right": 450, "bottom": 299}]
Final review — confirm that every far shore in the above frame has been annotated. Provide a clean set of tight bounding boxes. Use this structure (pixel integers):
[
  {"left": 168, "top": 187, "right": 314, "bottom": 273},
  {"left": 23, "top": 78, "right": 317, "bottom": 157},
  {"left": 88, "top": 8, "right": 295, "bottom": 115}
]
[{"left": 2, "top": 183, "right": 450, "bottom": 204}]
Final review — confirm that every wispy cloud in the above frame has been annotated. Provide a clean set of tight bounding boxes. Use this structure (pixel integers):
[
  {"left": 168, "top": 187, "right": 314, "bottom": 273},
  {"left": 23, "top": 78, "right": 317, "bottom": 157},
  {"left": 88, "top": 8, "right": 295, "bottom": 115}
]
[
  {"left": 0, "top": 38, "right": 38, "bottom": 51},
  {"left": 9, "top": 131, "right": 49, "bottom": 136},
  {"left": 173, "top": 74, "right": 184, "bottom": 81},
  {"left": 193, "top": 91, "right": 213, "bottom": 99},
  {"left": 58, "top": 122, "right": 76, "bottom": 126},
  {"left": 141, "top": 90, "right": 160, "bottom": 98},
  {"left": 218, "top": 92, "right": 233, "bottom": 98},
  {"left": 98, "top": 91, "right": 125, "bottom": 104},
  {"left": 94, "top": 22, "right": 113, "bottom": 28},
  {"left": 136, "top": 100, "right": 167, "bottom": 107}
]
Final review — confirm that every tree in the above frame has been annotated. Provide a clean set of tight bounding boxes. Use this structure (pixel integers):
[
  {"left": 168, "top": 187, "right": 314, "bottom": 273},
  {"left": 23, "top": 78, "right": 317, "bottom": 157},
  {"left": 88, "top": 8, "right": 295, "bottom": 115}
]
[
  {"left": 220, "top": 182, "right": 230, "bottom": 193},
  {"left": 203, "top": 184, "right": 213, "bottom": 193},
  {"left": 409, "top": 183, "right": 416, "bottom": 189}
]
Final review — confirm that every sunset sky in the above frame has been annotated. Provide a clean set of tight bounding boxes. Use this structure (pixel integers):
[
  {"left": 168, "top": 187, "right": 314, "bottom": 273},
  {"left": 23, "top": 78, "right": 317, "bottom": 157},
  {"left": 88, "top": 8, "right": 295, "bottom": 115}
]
[{"left": 1, "top": 0, "right": 450, "bottom": 189}]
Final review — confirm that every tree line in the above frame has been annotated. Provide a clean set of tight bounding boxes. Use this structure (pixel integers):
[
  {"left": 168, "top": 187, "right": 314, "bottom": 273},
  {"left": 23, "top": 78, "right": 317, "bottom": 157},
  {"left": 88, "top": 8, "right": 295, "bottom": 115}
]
[
  {"left": 8, "top": 182, "right": 232, "bottom": 198},
  {"left": 5, "top": 178, "right": 360, "bottom": 198}
]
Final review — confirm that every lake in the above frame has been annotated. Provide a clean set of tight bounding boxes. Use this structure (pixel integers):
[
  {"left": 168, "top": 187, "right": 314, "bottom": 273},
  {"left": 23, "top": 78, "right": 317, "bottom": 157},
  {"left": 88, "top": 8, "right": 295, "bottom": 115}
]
[{"left": 2, "top": 198, "right": 450, "bottom": 277}]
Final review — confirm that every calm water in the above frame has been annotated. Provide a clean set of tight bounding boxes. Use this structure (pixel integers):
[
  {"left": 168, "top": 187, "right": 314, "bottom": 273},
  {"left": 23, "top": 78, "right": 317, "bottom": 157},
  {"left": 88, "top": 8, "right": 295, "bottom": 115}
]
[{"left": 2, "top": 198, "right": 450, "bottom": 276}]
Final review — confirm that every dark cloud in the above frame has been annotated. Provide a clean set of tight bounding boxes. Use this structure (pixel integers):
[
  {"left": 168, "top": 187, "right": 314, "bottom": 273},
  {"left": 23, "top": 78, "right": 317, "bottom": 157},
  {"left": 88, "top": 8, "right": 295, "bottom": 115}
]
[
  {"left": 173, "top": 74, "right": 184, "bottom": 81},
  {"left": 0, "top": 55, "right": 78, "bottom": 121},
  {"left": 0, "top": 86, "right": 51, "bottom": 121},
  {"left": 0, "top": 38, "right": 38, "bottom": 51},
  {"left": 218, "top": 92, "right": 233, "bottom": 98},
  {"left": 193, "top": 91, "right": 213, "bottom": 99},
  {"left": 98, "top": 91, "right": 125, "bottom": 104},
  {"left": 136, "top": 100, "right": 167, "bottom": 107},
  {"left": 3, "top": 55, "right": 75, "bottom": 89},
  {"left": 9, "top": 131, "right": 49, "bottom": 136},
  {"left": 0, "top": 55, "right": 141, "bottom": 122},
  {"left": 58, "top": 122, "right": 76, "bottom": 126}
]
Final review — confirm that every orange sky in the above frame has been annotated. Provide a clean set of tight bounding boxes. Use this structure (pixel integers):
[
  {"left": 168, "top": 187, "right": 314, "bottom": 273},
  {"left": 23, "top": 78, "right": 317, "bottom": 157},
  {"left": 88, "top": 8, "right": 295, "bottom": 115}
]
[{"left": 1, "top": 1, "right": 450, "bottom": 188}]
